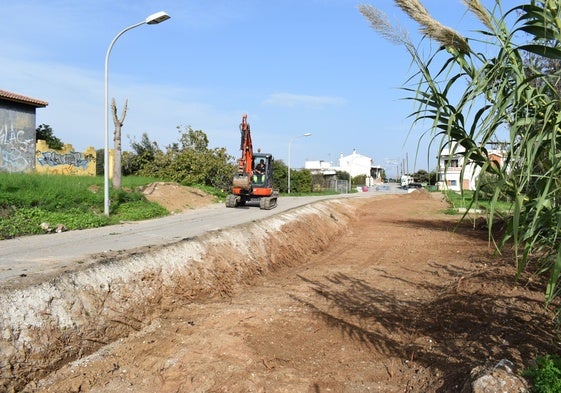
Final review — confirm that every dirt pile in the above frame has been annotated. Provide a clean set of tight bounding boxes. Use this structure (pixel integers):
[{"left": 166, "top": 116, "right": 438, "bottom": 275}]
[
  {"left": 141, "top": 182, "right": 217, "bottom": 212},
  {"left": 3, "top": 191, "right": 557, "bottom": 392}
]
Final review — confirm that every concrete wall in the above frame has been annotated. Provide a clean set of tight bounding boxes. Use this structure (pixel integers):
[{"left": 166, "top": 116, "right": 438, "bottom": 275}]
[
  {"left": 0, "top": 102, "right": 36, "bottom": 173},
  {"left": 35, "top": 140, "right": 97, "bottom": 176}
]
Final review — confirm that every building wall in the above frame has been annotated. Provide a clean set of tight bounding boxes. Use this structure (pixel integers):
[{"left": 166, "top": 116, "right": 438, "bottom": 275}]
[
  {"left": 0, "top": 101, "right": 36, "bottom": 173},
  {"left": 339, "top": 152, "right": 372, "bottom": 178},
  {"left": 437, "top": 148, "right": 507, "bottom": 191},
  {"left": 35, "top": 140, "right": 97, "bottom": 176}
]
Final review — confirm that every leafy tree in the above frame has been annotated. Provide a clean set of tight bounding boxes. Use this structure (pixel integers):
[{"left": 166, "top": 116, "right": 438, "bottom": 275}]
[
  {"left": 135, "top": 126, "right": 236, "bottom": 191},
  {"left": 122, "top": 133, "right": 160, "bottom": 176},
  {"left": 353, "top": 174, "right": 367, "bottom": 187},
  {"left": 336, "top": 170, "right": 350, "bottom": 182},
  {"left": 96, "top": 149, "right": 104, "bottom": 176},
  {"left": 311, "top": 173, "right": 331, "bottom": 192},
  {"left": 412, "top": 169, "right": 429, "bottom": 183},
  {"left": 175, "top": 126, "right": 209, "bottom": 151},
  {"left": 273, "top": 160, "right": 313, "bottom": 193},
  {"left": 380, "top": 168, "right": 387, "bottom": 181},
  {"left": 359, "top": 0, "right": 561, "bottom": 304},
  {"left": 289, "top": 168, "right": 313, "bottom": 193},
  {"left": 273, "top": 160, "right": 288, "bottom": 193},
  {"left": 36, "top": 124, "right": 64, "bottom": 150}
]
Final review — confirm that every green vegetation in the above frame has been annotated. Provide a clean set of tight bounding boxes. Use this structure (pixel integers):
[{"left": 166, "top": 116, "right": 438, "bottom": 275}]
[
  {"left": 3, "top": 124, "right": 337, "bottom": 239},
  {"left": 443, "top": 190, "right": 512, "bottom": 216},
  {"left": 0, "top": 173, "right": 167, "bottom": 239},
  {"left": 123, "top": 126, "right": 236, "bottom": 192},
  {"left": 360, "top": 0, "right": 561, "bottom": 305},
  {"left": 272, "top": 160, "right": 313, "bottom": 194},
  {"left": 524, "top": 355, "right": 561, "bottom": 393},
  {"left": 361, "top": 2, "right": 561, "bottom": 388},
  {"left": 0, "top": 123, "right": 331, "bottom": 240},
  {"left": 36, "top": 124, "right": 64, "bottom": 150}
]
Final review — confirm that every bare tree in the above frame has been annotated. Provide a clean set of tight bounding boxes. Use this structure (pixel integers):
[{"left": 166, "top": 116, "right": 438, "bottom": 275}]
[{"left": 111, "top": 98, "right": 128, "bottom": 189}]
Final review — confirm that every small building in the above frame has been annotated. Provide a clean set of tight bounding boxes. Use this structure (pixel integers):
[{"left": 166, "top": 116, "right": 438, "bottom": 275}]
[
  {"left": 437, "top": 142, "right": 507, "bottom": 191},
  {"left": 337, "top": 150, "right": 382, "bottom": 186},
  {"left": 305, "top": 150, "right": 383, "bottom": 190},
  {"left": 0, "top": 89, "right": 48, "bottom": 173},
  {"left": 304, "top": 160, "right": 337, "bottom": 176}
]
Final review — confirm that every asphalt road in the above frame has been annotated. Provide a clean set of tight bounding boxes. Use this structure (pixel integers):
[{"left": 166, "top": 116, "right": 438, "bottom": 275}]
[{"left": 0, "top": 186, "right": 404, "bottom": 285}]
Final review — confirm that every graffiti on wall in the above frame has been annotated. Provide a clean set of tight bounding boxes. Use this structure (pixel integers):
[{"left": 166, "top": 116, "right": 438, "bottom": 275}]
[
  {"left": 0, "top": 123, "right": 35, "bottom": 172},
  {"left": 35, "top": 141, "right": 97, "bottom": 176},
  {"left": 37, "top": 151, "right": 92, "bottom": 169}
]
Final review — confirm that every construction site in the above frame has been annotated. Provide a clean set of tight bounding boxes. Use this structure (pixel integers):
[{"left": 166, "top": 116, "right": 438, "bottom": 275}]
[{"left": 0, "top": 186, "right": 557, "bottom": 392}]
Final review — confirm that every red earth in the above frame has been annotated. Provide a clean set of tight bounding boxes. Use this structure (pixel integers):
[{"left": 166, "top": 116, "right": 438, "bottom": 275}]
[{"left": 24, "top": 189, "right": 557, "bottom": 392}]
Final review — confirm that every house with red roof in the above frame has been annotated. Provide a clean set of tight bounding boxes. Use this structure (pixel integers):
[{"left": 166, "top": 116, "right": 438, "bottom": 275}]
[{"left": 0, "top": 89, "right": 48, "bottom": 172}]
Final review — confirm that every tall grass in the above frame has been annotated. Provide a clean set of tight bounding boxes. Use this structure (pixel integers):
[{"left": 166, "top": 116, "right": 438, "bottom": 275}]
[
  {"left": 0, "top": 173, "right": 167, "bottom": 239},
  {"left": 360, "top": 1, "right": 561, "bottom": 305}
]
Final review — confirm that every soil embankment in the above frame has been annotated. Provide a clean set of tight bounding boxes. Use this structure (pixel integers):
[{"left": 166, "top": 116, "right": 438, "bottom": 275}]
[
  {"left": 1, "top": 191, "right": 558, "bottom": 392},
  {"left": 0, "top": 198, "right": 355, "bottom": 392}
]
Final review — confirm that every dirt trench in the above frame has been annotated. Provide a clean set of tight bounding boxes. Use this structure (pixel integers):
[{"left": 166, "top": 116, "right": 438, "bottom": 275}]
[
  {"left": 2, "top": 191, "right": 559, "bottom": 392},
  {"left": 0, "top": 199, "right": 355, "bottom": 392}
]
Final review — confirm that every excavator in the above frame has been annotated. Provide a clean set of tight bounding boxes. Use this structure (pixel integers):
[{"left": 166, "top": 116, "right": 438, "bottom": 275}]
[{"left": 225, "top": 114, "right": 278, "bottom": 210}]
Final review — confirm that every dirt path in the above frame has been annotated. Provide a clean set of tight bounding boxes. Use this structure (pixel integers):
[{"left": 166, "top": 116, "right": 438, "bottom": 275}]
[{"left": 26, "top": 192, "right": 557, "bottom": 392}]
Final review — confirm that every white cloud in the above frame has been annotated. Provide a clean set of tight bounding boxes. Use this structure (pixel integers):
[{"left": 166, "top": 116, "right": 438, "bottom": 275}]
[{"left": 263, "top": 93, "right": 346, "bottom": 108}]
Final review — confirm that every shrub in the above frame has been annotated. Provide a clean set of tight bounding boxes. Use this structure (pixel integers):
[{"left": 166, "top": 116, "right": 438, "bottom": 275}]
[{"left": 524, "top": 355, "right": 561, "bottom": 393}]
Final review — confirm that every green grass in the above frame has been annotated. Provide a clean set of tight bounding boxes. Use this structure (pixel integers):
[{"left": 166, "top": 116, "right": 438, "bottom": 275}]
[
  {"left": 187, "top": 183, "right": 228, "bottom": 202},
  {"left": 280, "top": 190, "right": 341, "bottom": 197},
  {"left": 442, "top": 190, "right": 512, "bottom": 215},
  {"left": 0, "top": 173, "right": 169, "bottom": 239}
]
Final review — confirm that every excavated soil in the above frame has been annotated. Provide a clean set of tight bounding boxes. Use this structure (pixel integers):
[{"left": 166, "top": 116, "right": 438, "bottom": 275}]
[
  {"left": 15, "top": 190, "right": 560, "bottom": 392},
  {"left": 141, "top": 182, "right": 218, "bottom": 212}
]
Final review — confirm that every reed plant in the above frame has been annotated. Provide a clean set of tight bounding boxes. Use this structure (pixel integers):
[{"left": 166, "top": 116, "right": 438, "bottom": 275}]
[{"left": 360, "top": 0, "right": 561, "bottom": 305}]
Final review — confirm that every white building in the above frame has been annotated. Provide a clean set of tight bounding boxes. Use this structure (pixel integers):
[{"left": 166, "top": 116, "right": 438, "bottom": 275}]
[
  {"left": 305, "top": 150, "right": 383, "bottom": 187},
  {"left": 437, "top": 143, "right": 507, "bottom": 191},
  {"left": 304, "top": 159, "right": 336, "bottom": 175}
]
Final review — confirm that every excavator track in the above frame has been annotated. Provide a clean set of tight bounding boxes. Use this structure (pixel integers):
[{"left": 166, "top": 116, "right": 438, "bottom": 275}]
[
  {"left": 259, "top": 192, "right": 278, "bottom": 210},
  {"left": 225, "top": 194, "right": 239, "bottom": 208}
]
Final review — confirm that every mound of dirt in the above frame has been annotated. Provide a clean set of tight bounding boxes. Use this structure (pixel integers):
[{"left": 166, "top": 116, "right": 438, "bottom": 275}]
[{"left": 141, "top": 182, "right": 217, "bottom": 212}]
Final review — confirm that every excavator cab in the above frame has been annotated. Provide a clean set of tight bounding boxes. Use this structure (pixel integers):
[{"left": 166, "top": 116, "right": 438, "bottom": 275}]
[{"left": 252, "top": 154, "right": 273, "bottom": 187}]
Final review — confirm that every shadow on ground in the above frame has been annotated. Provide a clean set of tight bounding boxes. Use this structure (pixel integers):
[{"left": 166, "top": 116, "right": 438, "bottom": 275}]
[{"left": 293, "top": 268, "right": 557, "bottom": 392}]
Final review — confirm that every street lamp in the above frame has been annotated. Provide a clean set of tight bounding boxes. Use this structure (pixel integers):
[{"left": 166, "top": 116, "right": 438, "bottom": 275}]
[
  {"left": 287, "top": 132, "right": 312, "bottom": 194},
  {"left": 104, "top": 11, "right": 171, "bottom": 216}
]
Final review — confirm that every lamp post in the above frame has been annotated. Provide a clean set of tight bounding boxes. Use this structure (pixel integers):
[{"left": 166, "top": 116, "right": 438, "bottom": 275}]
[
  {"left": 287, "top": 132, "right": 312, "bottom": 194},
  {"left": 104, "top": 11, "right": 171, "bottom": 216}
]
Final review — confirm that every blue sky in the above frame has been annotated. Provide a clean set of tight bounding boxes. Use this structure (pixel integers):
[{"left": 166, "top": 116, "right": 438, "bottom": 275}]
[{"left": 0, "top": 0, "right": 494, "bottom": 177}]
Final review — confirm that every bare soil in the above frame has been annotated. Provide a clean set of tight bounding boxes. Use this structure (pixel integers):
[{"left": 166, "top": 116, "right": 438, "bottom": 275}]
[
  {"left": 27, "top": 189, "right": 558, "bottom": 392},
  {"left": 141, "top": 182, "right": 218, "bottom": 212}
]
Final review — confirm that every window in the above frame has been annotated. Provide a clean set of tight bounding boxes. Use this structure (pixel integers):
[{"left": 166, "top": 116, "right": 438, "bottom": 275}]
[{"left": 444, "top": 159, "right": 459, "bottom": 167}]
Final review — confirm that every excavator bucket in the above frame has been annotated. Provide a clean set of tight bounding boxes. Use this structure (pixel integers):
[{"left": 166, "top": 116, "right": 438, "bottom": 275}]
[{"left": 232, "top": 174, "right": 251, "bottom": 190}]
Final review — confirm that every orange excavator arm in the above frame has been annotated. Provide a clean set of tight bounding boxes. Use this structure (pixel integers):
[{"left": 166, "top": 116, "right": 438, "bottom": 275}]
[
  {"left": 238, "top": 114, "right": 253, "bottom": 176},
  {"left": 232, "top": 114, "right": 253, "bottom": 191}
]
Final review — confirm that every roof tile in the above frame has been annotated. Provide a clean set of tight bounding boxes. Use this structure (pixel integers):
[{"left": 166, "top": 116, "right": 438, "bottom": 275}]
[{"left": 0, "top": 89, "right": 48, "bottom": 107}]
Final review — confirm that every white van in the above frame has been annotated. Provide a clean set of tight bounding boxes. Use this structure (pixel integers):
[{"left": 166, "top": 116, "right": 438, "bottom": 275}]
[{"left": 400, "top": 175, "right": 414, "bottom": 188}]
